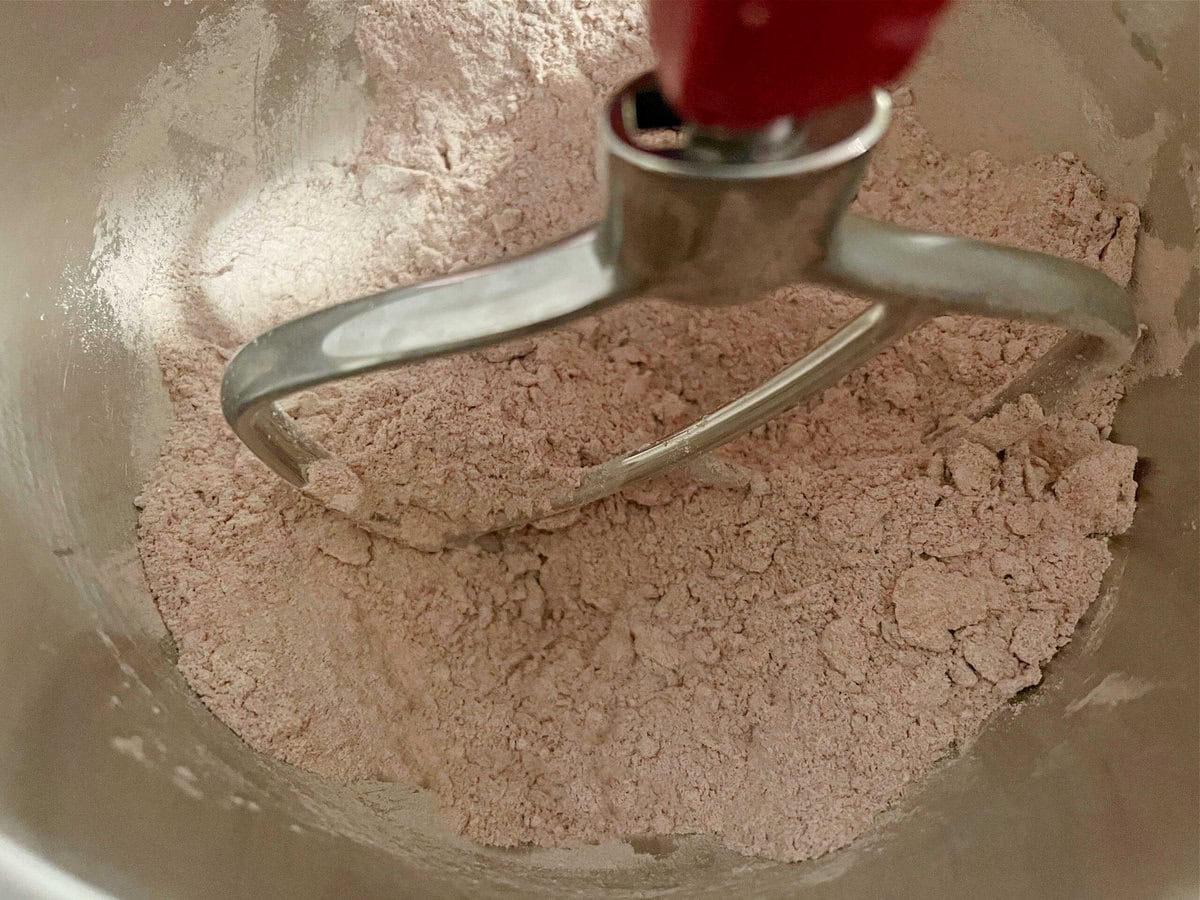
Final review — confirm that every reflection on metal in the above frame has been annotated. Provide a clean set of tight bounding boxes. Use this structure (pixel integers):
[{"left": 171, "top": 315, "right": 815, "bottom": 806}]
[{"left": 223, "top": 77, "right": 1136, "bottom": 543}]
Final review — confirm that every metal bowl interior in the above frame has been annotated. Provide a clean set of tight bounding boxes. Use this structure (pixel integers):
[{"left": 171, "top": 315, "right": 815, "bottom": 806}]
[{"left": 0, "top": 2, "right": 1195, "bottom": 897}]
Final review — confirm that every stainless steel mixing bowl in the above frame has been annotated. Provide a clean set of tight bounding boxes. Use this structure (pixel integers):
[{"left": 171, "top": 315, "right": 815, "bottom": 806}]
[{"left": 1, "top": 2, "right": 1196, "bottom": 897}]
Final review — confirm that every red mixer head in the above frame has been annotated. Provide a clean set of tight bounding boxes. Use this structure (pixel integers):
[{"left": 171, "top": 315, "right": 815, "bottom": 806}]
[{"left": 650, "top": 0, "right": 950, "bottom": 130}]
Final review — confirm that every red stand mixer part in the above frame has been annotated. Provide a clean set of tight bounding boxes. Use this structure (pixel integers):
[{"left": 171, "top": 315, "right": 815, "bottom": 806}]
[{"left": 650, "top": 0, "right": 950, "bottom": 130}]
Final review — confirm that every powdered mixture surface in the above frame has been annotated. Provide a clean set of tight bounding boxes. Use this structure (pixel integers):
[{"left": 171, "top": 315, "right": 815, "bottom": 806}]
[{"left": 136, "top": 1, "right": 1140, "bottom": 862}]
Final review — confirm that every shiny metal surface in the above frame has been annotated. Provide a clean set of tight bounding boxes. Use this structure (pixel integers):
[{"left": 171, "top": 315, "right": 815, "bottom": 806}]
[
  {"left": 1, "top": 2, "right": 1196, "bottom": 898},
  {"left": 223, "top": 78, "right": 1135, "bottom": 543}
]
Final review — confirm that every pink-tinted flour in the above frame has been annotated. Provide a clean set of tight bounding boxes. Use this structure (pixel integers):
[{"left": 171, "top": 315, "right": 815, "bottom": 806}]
[{"left": 137, "top": 2, "right": 1140, "bottom": 862}]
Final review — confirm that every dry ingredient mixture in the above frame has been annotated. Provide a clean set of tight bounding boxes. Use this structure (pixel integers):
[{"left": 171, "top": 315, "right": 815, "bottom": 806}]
[{"left": 134, "top": 1, "right": 1140, "bottom": 862}]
